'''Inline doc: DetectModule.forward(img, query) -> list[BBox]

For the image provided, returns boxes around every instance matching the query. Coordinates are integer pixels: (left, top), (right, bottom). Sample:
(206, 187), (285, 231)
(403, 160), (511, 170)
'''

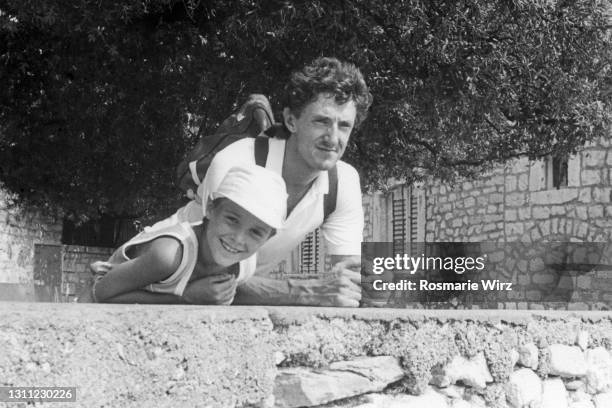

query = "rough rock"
(542, 378), (568, 408)
(549, 345), (587, 377)
(328, 355), (405, 382)
(506, 368), (542, 408)
(450, 400), (478, 408)
(571, 390), (593, 403)
(273, 356), (404, 408)
(510, 349), (520, 368)
(566, 380), (586, 391)
(570, 401), (595, 408)
(359, 388), (449, 408)
(576, 331), (589, 351)
(585, 347), (612, 394)
(518, 343), (539, 369)
(593, 392), (612, 408)
(435, 384), (465, 399)
(430, 353), (493, 389)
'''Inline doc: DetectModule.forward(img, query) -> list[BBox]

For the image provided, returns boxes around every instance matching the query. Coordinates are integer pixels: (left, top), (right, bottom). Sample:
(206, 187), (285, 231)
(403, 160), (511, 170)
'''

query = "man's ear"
(283, 107), (297, 133)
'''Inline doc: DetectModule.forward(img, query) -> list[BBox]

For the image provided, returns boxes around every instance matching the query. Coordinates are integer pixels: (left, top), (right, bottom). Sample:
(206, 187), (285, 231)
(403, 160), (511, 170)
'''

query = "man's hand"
(288, 256), (362, 307)
(182, 274), (237, 305)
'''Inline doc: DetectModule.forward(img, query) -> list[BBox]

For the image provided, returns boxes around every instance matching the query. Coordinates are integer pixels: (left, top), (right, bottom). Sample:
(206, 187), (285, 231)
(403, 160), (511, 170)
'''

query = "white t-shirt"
(154, 137), (364, 275)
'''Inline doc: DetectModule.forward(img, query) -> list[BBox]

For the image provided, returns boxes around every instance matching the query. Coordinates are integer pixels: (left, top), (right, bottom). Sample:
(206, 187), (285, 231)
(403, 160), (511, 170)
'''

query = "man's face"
(284, 93), (357, 171)
(205, 199), (274, 267)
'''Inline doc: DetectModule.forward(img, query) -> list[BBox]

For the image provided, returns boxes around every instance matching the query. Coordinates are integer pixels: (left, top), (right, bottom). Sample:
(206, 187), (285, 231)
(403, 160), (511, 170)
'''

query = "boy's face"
(205, 199), (274, 267)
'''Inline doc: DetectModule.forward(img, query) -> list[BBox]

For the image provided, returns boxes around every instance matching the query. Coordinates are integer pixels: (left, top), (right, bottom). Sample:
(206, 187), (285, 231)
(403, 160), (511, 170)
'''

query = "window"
(546, 154), (569, 190)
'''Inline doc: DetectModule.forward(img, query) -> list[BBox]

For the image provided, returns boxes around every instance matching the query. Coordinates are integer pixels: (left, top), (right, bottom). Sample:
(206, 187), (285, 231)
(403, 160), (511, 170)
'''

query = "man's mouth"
(220, 238), (243, 254)
(316, 144), (338, 153)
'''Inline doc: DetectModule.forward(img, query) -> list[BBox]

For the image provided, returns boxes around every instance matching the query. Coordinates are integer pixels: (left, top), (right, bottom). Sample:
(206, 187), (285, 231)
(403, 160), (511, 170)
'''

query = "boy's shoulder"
(144, 236), (184, 274)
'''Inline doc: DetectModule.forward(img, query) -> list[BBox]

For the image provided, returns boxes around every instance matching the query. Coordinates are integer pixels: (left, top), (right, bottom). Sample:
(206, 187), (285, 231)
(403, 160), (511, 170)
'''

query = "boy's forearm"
(103, 290), (187, 304)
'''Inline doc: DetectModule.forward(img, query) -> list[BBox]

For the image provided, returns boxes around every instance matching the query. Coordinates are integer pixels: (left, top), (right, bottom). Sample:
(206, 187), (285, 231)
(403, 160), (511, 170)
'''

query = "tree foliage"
(0, 0), (610, 221)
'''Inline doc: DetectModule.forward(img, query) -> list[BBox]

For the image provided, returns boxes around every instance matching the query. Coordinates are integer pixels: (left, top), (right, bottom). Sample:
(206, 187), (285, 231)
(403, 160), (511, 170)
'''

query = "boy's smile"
(204, 199), (273, 267)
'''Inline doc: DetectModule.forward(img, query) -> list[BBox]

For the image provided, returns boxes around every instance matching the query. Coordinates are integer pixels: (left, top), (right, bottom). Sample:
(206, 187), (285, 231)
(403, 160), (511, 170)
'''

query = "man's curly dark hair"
(282, 57), (373, 130)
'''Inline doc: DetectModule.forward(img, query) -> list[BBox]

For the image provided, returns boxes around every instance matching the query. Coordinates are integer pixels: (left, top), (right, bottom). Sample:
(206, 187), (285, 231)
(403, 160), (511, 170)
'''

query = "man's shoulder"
(335, 160), (360, 182)
(212, 138), (256, 166)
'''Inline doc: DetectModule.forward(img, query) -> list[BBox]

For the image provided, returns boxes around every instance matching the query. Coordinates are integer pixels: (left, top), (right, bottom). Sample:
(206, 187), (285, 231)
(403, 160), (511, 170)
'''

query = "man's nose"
(324, 122), (340, 144)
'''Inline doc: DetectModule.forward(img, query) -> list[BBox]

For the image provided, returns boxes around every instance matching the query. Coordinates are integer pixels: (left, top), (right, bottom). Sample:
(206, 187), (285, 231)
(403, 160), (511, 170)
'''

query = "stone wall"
(2, 304), (611, 408)
(360, 133), (612, 310)
(0, 188), (62, 285)
(425, 134), (612, 243)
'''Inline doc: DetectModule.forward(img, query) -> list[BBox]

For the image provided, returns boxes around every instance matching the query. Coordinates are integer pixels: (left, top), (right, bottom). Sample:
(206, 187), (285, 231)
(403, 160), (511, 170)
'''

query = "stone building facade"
(0, 189), (62, 286)
(362, 131), (612, 310)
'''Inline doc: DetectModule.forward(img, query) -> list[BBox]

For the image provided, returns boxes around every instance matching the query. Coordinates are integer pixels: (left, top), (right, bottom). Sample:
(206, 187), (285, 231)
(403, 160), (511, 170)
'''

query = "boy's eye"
(225, 215), (238, 224)
(250, 228), (269, 240)
(250, 229), (263, 238)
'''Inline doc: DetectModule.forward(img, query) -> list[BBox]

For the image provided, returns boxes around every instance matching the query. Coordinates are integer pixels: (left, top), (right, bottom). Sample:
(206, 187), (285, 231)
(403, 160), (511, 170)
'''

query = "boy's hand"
(182, 274), (237, 305)
(90, 261), (113, 276)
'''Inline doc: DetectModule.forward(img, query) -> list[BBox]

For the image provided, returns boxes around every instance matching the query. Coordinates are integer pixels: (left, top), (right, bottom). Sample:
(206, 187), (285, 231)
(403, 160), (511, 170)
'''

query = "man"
(167, 57), (372, 306)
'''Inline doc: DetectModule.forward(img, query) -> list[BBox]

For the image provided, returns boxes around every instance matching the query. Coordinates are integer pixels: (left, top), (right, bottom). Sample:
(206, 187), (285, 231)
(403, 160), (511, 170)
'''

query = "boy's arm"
(93, 237), (182, 302)
(104, 290), (187, 304)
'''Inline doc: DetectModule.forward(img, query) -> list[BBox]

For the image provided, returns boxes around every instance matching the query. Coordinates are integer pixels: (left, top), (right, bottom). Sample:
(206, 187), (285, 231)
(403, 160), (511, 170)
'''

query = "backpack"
(176, 94), (338, 221)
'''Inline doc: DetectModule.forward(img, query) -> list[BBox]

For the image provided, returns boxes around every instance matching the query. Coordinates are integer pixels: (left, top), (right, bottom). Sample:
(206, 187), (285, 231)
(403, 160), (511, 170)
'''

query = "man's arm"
(233, 254), (361, 307)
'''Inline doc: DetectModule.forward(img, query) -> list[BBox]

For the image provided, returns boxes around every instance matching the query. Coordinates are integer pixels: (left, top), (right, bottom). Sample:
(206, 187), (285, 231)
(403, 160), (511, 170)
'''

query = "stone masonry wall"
(62, 245), (114, 301)
(2, 304), (611, 408)
(425, 134), (612, 243)
(0, 188), (62, 284)
(420, 133), (612, 310)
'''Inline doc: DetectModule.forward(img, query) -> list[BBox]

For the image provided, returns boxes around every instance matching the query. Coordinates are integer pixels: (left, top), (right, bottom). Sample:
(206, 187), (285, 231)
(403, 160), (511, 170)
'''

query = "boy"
(79, 164), (287, 304)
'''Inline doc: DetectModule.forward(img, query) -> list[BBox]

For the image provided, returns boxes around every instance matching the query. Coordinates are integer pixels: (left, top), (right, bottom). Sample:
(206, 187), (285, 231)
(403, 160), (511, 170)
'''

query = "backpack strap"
(254, 136), (269, 167)
(323, 165), (338, 222)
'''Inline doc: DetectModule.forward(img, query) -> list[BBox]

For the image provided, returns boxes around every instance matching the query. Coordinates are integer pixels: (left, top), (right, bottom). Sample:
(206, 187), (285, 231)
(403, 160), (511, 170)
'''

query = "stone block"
(464, 197), (476, 208)
(518, 343), (539, 370)
(542, 378), (569, 408)
(583, 150), (606, 167)
(588, 205), (604, 219)
(549, 345), (588, 377)
(550, 205), (568, 216)
(568, 154), (581, 187)
(592, 188), (611, 203)
(430, 352), (493, 389)
(518, 173), (529, 191)
(593, 392), (612, 408)
(506, 176), (518, 192)
(579, 188), (593, 203)
(362, 388), (449, 408)
(275, 356), (405, 408)
(506, 193), (526, 207)
(529, 160), (546, 192)
(490, 193), (504, 204)
(576, 206), (589, 220)
(531, 189), (579, 205)
(506, 368), (542, 408)
(581, 170), (601, 186)
(585, 347), (612, 394)
(518, 207), (531, 220)
(505, 210), (518, 222)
